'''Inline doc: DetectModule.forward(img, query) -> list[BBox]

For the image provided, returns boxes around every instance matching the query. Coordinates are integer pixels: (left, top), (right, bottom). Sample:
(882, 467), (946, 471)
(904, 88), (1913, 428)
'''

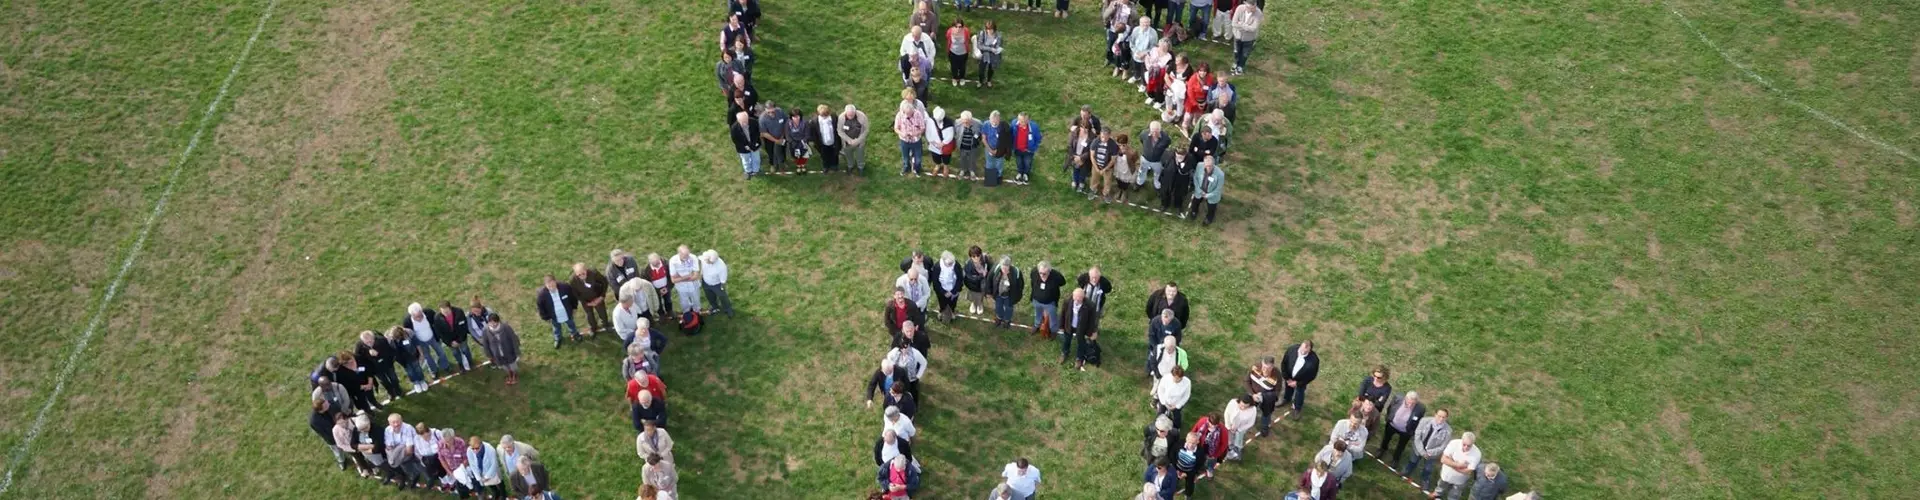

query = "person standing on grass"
(645, 253), (673, 317)
(885, 286), (929, 341)
(1184, 155), (1223, 225)
(864, 359), (899, 409)
(334, 414), (371, 476)
(1379, 390), (1426, 463)
(637, 419), (675, 463)
(901, 25), (939, 84)
(1074, 267), (1113, 317)
(1065, 124), (1092, 192)
(715, 50), (738, 99)
(1028, 261), (1066, 334)
(460, 434), (507, 498)
(614, 286), (648, 349)
(1315, 439), (1357, 482)
(878, 455), (922, 499)
(1209, 0), (1236, 42)
(1297, 460), (1341, 500)
(629, 369), (668, 410)
(900, 320), (934, 364)
(608, 249), (644, 298)
(787, 109), (813, 173)
(978, 111), (1005, 184)
(355, 330), (403, 401)
(510, 455), (553, 500)
(1145, 281), (1190, 329)
(498, 435), (539, 475)
(414, 423), (446, 487)
(632, 390), (668, 430)
(384, 413), (429, 490)
(726, 73), (758, 126)
(1434, 432), (1483, 500)
(999, 457), (1042, 500)
(885, 380), (920, 419)
(1115, 134), (1138, 202)
(974, 21), (1004, 88)
(1155, 365), (1193, 429)
(840, 104), (871, 174)
(1144, 459), (1178, 500)
(311, 400), (348, 471)
(643, 454), (678, 498)
(907, 67), (933, 109)
(1189, 413), (1228, 477)
(464, 298), (495, 366)
(894, 100), (929, 177)
(699, 250), (735, 317)
(669, 246), (702, 316)
(962, 246), (991, 314)
(1186, 0), (1214, 42)
(1053, 0), (1071, 18)
(945, 19), (972, 85)
(1147, 308), (1183, 364)
(897, 266), (933, 312)
(1470, 462), (1509, 500)
(483, 312), (521, 384)
(382, 327), (429, 394)
(569, 264), (611, 338)
(1060, 288), (1101, 370)
(875, 428), (916, 472)
(351, 416), (392, 485)
(758, 103), (789, 174)
(1204, 108), (1232, 153)
(806, 104), (841, 173)
(1356, 366), (1393, 446)
(1128, 17), (1160, 82)
(1174, 433), (1203, 498)
(1141, 414), (1179, 468)
(436, 428), (468, 490)
(932, 251), (963, 322)
(332, 352), (382, 414)
(437, 301), (475, 372)
(1404, 408), (1453, 489)
(1229, 0), (1262, 75)
(730, 110), (763, 180)
(1138, 121), (1172, 191)
(929, 107), (955, 177)
(1245, 356), (1280, 436)
(401, 302), (455, 376)
(953, 111), (983, 180)
(622, 341), (662, 382)
(534, 274), (581, 348)
(1222, 395), (1255, 460)
(1149, 336), (1189, 380)
(1092, 128), (1120, 201)
(987, 255), (1024, 328)
(1280, 339), (1320, 420)
(1159, 134), (1194, 212)
(887, 335), (930, 404)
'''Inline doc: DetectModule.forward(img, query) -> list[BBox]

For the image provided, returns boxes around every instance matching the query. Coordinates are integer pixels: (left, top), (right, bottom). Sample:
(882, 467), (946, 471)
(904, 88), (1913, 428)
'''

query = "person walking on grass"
(730, 110), (763, 180)
(1189, 413), (1228, 478)
(534, 275), (581, 348)
(484, 312), (521, 385)
(642, 454), (677, 498)
(700, 249), (735, 317)
(1174, 432), (1204, 498)
(1141, 414), (1179, 468)
(841, 104), (871, 174)
(510, 455), (553, 500)
(974, 21), (1004, 87)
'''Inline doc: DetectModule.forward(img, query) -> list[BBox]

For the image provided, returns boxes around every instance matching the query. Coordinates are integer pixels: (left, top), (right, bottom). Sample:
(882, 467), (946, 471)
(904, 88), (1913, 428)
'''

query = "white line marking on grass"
(1666, 4), (1918, 164)
(0, 0), (279, 494)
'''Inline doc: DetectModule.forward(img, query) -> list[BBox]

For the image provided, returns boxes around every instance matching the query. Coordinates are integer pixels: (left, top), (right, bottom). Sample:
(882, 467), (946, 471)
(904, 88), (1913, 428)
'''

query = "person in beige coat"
(636, 419), (676, 463)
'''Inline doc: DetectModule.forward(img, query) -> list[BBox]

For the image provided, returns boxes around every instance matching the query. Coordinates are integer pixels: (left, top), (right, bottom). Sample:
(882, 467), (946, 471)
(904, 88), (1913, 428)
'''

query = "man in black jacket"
(986, 257), (1024, 328)
(1028, 261), (1067, 334)
(1139, 121), (1174, 191)
(355, 330), (403, 401)
(874, 429), (915, 468)
(884, 287), (928, 342)
(353, 417), (391, 484)
(607, 249), (643, 294)
(1159, 139), (1195, 212)
(534, 274), (581, 349)
(1145, 282), (1190, 327)
(730, 110), (762, 180)
(805, 104), (841, 172)
(1059, 288), (1101, 369)
(437, 302), (474, 372)
(571, 262), (613, 336)
(1279, 340), (1320, 420)
(1075, 267), (1114, 317)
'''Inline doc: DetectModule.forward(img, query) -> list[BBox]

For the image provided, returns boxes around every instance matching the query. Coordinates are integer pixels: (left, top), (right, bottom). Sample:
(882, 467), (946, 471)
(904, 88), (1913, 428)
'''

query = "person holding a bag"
(973, 21), (1004, 88)
(928, 107), (955, 178)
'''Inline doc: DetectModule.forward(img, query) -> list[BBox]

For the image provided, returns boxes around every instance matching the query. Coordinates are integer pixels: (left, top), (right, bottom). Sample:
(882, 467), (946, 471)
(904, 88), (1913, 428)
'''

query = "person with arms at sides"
(884, 405), (918, 443)
(974, 21), (1004, 88)
(352, 416), (391, 485)
(1379, 390), (1426, 463)
(909, 0), (940, 40)
(899, 25), (938, 85)
(617, 325), (662, 378)
(1173, 433), (1204, 498)
(1000, 457), (1041, 500)
(786, 106), (812, 173)
(310, 399), (348, 471)
(1279, 339), (1320, 420)
(1028, 261), (1067, 335)
(962, 246), (991, 315)
(806, 104), (841, 173)
(758, 103), (789, 174)
(1298, 459), (1341, 500)
(1148, 336), (1189, 380)
(383, 413), (428, 490)
(864, 360), (899, 410)
(1059, 288), (1101, 370)
(1154, 365), (1193, 429)
(952, 111), (983, 180)
(637, 419), (674, 463)
(436, 301), (475, 372)
(1090, 128), (1119, 201)
(1356, 366), (1393, 447)
(1114, 134), (1139, 202)
(1314, 439), (1357, 482)
(1470, 462), (1509, 500)
(632, 390), (668, 431)
(714, 50), (738, 100)
(628, 370), (668, 410)
(333, 414), (370, 476)
(885, 382), (919, 419)
(414, 423), (446, 488)
(931, 251), (964, 323)
(1138, 121), (1173, 192)
(840, 104), (871, 174)
(1011, 112), (1041, 183)
(669, 246), (703, 317)
(699, 250), (734, 317)
(464, 297), (495, 367)
(644, 253), (673, 318)
(484, 312), (521, 385)
(1146, 308), (1183, 364)
(510, 456), (552, 500)
(898, 266), (934, 317)
(1075, 267), (1114, 317)
(1143, 459), (1179, 500)
(1188, 413), (1228, 478)
(607, 249), (645, 302)
(614, 285), (649, 350)
(906, 68), (933, 109)
(534, 274), (582, 348)
(887, 335), (930, 403)
(400, 302), (455, 376)
(1071, 105), (1104, 142)
(730, 110), (763, 180)
(980, 110), (1008, 185)
(944, 19), (971, 86)
(1228, 0), (1262, 75)
(1245, 356), (1281, 437)
(719, 13), (748, 52)
(1208, 0), (1236, 42)
(1404, 408), (1453, 489)
(986, 255), (1024, 328)
(878, 455), (921, 499)
(1221, 395), (1256, 460)
(1140, 415), (1179, 468)
(331, 351), (381, 414)
(498, 435), (539, 477)
(1186, 0), (1214, 42)
(1159, 136), (1194, 212)
(354, 330), (403, 401)
(1204, 107), (1232, 153)
(873, 429), (914, 470)
(643, 454), (678, 499)
(1185, 155), (1224, 225)
(383, 327), (430, 394)
(927, 107), (955, 177)
(1434, 432), (1483, 500)
(884, 287), (929, 341)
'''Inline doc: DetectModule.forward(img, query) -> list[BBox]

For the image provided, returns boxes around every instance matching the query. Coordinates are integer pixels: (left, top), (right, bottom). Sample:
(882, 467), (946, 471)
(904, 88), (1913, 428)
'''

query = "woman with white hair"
(928, 107), (955, 178)
(894, 97), (929, 177)
(930, 251), (963, 322)
(699, 250), (734, 317)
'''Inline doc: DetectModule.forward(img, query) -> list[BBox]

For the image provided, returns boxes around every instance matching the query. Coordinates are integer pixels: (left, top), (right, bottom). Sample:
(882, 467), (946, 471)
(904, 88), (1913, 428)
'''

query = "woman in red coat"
(1183, 65), (1213, 131)
(1189, 413), (1231, 478)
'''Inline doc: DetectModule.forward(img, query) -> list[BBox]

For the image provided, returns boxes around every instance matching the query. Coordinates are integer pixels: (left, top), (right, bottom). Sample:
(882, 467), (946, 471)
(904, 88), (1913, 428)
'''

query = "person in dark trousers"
(884, 287), (928, 342)
(1378, 390), (1426, 464)
(534, 274), (580, 348)
(330, 352), (381, 414)
(1059, 288), (1100, 370)
(571, 262), (613, 336)
(805, 104), (841, 172)
(354, 330), (403, 401)
(1159, 141), (1194, 212)
(1185, 155), (1224, 225)
(1144, 282), (1191, 327)
(1245, 356), (1281, 436)
(310, 399), (347, 470)
(607, 249), (644, 297)
(1028, 261), (1067, 334)
(1075, 267), (1114, 317)
(1356, 365), (1394, 447)
(352, 417), (391, 483)
(632, 390), (668, 430)
(1279, 340), (1320, 419)
(437, 302), (474, 372)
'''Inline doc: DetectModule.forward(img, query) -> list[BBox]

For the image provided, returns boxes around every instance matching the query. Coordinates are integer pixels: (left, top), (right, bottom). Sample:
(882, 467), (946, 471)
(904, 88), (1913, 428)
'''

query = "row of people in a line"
(308, 406), (553, 498)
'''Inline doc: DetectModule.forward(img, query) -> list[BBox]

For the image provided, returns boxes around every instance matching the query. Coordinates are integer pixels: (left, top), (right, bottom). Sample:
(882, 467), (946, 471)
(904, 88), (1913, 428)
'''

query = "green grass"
(2, 0), (1917, 498)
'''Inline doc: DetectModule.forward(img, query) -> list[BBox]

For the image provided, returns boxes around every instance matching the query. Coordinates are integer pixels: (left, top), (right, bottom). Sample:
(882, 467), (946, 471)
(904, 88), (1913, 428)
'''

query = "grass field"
(3, 0), (1918, 498)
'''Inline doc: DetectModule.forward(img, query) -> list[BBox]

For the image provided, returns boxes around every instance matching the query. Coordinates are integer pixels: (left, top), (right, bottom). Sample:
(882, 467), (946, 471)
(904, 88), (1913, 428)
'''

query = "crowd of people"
(305, 245), (735, 499)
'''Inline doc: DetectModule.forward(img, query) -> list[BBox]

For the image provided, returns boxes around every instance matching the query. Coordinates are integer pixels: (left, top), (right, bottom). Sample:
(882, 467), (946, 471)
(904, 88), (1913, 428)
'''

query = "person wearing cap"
(699, 250), (734, 317)
(928, 107), (955, 178)
(479, 313), (521, 385)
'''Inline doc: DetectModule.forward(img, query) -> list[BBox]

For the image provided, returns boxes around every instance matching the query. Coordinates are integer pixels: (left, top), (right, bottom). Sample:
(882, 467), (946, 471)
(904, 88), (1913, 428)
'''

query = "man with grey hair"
(607, 249), (643, 295)
(1404, 408), (1453, 489)
(669, 246), (702, 315)
(400, 302), (454, 374)
(884, 405), (918, 442)
(700, 249), (734, 317)
(382, 413), (428, 489)
(1433, 431), (1482, 500)
(839, 104), (871, 174)
(1469, 462), (1509, 500)
(613, 284), (646, 349)
(497, 434), (539, 476)
(982, 110), (1010, 185)
(1379, 390), (1427, 463)
(729, 110), (762, 180)
(953, 110), (983, 179)
(1028, 261), (1066, 335)
(896, 266), (932, 311)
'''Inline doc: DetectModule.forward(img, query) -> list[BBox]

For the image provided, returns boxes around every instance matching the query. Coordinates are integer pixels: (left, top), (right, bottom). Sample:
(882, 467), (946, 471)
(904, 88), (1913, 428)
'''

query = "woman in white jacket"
(927, 107), (955, 178)
(1153, 365), (1193, 430)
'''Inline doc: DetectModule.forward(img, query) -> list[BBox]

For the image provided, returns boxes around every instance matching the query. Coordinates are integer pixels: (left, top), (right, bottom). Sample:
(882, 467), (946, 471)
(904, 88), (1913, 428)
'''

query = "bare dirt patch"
(1785, 0), (1863, 25)
(1895, 199), (1915, 228)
